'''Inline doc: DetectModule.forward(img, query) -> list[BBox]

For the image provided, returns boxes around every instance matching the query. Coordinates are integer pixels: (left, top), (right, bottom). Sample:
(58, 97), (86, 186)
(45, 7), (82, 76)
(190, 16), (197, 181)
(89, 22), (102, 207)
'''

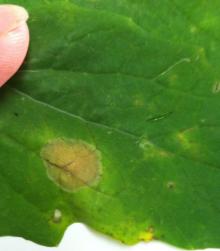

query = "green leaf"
(0, 0), (220, 249)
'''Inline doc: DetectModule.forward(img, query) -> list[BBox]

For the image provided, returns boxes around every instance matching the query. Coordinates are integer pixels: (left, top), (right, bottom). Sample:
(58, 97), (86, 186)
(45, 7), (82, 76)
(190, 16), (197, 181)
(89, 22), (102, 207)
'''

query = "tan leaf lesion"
(41, 138), (102, 192)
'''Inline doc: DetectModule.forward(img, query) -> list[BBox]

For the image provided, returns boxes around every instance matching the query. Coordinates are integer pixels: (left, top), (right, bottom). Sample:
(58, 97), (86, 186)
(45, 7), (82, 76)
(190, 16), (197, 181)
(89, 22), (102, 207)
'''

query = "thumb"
(0, 5), (29, 87)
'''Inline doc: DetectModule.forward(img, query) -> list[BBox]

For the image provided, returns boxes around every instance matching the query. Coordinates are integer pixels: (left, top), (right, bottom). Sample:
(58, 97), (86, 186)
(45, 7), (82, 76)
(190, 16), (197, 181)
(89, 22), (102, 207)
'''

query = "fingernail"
(11, 5), (29, 22)
(0, 5), (29, 35)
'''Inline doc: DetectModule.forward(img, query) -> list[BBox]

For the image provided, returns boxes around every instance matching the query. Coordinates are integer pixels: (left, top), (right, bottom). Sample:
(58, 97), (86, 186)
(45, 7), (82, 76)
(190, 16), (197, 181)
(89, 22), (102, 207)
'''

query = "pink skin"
(0, 5), (29, 87)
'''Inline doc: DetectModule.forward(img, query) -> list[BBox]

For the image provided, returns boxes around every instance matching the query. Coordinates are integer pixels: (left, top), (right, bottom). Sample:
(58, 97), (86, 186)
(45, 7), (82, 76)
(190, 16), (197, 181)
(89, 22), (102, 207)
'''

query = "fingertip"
(0, 5), (29, 35)
(0, 6), (30, 87)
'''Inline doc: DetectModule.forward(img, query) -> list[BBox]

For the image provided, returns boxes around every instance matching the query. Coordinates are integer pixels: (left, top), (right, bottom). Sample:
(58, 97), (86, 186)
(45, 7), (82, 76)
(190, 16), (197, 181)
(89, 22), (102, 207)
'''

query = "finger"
(0, 5), (29, 87)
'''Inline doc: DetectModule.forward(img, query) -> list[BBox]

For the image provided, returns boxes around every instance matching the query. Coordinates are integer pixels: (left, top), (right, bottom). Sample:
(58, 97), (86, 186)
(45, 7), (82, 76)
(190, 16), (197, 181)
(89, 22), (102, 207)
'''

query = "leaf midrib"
(10, 87), (220, 172)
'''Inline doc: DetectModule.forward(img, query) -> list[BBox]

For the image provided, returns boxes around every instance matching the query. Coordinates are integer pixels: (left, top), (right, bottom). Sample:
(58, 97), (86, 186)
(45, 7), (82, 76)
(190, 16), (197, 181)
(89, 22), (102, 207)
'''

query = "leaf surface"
(0, 0), (220, 249)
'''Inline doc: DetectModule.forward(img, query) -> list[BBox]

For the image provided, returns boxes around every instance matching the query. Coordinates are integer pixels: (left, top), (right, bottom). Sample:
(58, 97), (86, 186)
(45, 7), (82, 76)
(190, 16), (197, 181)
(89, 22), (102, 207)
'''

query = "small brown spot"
(41, 138), (102, 192)
(167, 181), (176, 189)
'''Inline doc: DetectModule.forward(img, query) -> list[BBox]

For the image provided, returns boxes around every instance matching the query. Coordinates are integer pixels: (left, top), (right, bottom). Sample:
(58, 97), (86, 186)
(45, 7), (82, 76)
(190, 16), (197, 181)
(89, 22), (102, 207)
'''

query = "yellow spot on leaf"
(190, 25), (198, 33)
(139, 227), (154, 241)
(139, 138), (170, 158)
(176, 131), (192, 149)
(212, 81), (220, 94)
(176, 128), (200, 155)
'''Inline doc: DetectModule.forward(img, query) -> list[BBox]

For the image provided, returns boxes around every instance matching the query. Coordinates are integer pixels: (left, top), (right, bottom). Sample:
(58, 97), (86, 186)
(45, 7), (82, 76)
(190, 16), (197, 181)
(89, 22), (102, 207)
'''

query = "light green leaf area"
(0, 0), (220, 249)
